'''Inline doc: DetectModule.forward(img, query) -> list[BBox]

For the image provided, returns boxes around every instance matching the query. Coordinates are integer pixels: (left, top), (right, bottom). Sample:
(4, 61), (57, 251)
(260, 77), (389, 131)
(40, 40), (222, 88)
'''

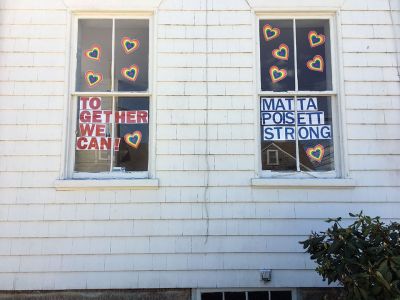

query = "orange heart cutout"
(121, 65), (139, 82)
(308, 31), (326, 48)
(84, 44), (101, 61)
(306, 144), (325, 163)
(269, 66), (287, 83)
(307, 55), (324, 72)
(263, 24), (280, 42)
(124, 131), (142, 149)
(85, 71), (103, 87)
(121, 37), (140, 54)
(272, 43), (289, 61)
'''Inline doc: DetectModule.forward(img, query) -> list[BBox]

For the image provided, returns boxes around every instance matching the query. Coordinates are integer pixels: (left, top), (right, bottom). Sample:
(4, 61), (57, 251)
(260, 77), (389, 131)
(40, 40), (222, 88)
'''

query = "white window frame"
(193, 288), (297, 300)
(62, 12), (156, 180)
(255, 13), (345, 180)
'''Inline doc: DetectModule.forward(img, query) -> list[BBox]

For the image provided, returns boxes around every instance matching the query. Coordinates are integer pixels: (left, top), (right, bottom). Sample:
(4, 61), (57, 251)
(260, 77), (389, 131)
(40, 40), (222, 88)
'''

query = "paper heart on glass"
(263, 24), (280, 42)
(306, 144), (325, 163)
(269, 66), (287, 83)
(308, 31), (326, 48)
(84, 45), (101, 61)
(85, 71), (103, 87)
(121, 64), (139, 82)
(272, 43), (289, 61)
(124, 131), (142, 149)
(307, 55), (324, 72)
(121, 37), (140, 54)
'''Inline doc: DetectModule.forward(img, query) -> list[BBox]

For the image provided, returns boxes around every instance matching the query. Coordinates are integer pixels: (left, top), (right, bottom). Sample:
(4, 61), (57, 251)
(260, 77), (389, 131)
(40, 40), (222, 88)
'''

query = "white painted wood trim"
(255, 13), (343, 179)
(251, 178), (356, 188)
(335, 10), (350, 178)
(54, 178), (159, 190)
(62, 13), (157, 180)
(62, 0), (163, 12)
(247, 0), (344, 12)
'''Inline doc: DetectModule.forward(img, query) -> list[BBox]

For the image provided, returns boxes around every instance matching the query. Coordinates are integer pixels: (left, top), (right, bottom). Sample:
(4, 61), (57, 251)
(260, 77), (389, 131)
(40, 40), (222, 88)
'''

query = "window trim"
(254, 12), (348, 180)
(194, 288), (297, 300)
(60, 12), (157, 181)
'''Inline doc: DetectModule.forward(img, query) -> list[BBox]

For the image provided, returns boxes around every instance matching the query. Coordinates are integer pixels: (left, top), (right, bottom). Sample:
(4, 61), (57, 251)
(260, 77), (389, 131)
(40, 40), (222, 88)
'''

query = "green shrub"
(300, 212), (400, 300)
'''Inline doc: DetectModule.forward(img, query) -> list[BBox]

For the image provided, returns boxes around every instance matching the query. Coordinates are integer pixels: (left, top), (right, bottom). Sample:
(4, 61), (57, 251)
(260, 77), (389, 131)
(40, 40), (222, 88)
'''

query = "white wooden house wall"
(0, 0), (399, 291)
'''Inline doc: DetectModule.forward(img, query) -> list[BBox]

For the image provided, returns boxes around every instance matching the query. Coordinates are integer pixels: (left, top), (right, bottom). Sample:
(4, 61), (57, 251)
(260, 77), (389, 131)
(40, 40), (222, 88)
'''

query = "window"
(68, 16), (151, 178)
(200, 290), (292, 300)
(258, 17), (339, 177)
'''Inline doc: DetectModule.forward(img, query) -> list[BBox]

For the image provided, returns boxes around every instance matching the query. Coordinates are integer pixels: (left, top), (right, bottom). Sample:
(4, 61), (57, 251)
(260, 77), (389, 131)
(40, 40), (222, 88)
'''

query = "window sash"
(66, 14), (153, 179)
(72, 15), (152, 94)
(257, 15), (340, 177)
(257, 16), (335, 94)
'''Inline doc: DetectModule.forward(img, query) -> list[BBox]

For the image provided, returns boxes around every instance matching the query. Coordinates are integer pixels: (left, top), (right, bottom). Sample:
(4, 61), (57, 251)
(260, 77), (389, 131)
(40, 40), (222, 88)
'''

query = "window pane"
(270, 291), (292, 300)
(201, 293), (223, 300)
(259, 20), (295, 92)
(298, 97), (334, 171)
(260, 97), (297, 171)
(76, 19), (112, 92)
(75, 97), (113, 172)
(114, 19), (149, 91)
(248, 291), (269, 300)
(296, 19), (332, 91)
(225, 292), (246, 300)
(114, 97), (149, 171)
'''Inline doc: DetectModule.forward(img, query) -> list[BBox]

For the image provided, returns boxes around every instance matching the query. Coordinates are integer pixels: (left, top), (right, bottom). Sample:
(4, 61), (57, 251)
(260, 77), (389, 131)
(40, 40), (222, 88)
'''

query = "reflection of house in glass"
(262, 142), (334, 171)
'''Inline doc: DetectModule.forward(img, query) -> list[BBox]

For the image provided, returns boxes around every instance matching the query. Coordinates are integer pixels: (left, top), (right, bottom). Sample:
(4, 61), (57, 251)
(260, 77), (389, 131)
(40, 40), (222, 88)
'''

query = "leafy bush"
(300, 212), (400, 300)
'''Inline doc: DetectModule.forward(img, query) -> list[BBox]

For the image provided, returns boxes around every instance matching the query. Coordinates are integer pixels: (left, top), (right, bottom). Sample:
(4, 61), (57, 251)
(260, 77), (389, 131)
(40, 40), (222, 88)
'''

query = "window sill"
(251, 178), (356, 189)
(54, 178), (159, 191)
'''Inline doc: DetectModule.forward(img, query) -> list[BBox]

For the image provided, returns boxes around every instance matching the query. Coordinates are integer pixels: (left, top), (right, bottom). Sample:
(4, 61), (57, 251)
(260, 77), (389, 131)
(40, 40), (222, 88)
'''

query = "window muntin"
(258, 17), (336, 175)
(72, 17), (150, 177)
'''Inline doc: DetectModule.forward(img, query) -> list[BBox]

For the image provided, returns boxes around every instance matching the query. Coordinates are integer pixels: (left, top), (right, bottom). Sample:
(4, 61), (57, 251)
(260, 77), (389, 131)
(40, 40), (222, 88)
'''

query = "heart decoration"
(84, 45), (101, 61)
(272, 43), (289, 61)
(308, 31), (326, 48)
(121, 64), (139, 82)
(121, 37), (140, 54)
(124, 131), (142, 149)
(269, 66), (287, 83)
(263, 24), (280, 42)
(306, 144), (325, 163)
(307, 55), (324, 72)
(85, 71), (103, 87)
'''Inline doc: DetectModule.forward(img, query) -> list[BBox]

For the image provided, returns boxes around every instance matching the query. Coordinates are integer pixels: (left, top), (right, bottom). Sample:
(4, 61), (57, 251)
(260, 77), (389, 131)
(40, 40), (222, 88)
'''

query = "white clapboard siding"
(0, 0), (399, 291)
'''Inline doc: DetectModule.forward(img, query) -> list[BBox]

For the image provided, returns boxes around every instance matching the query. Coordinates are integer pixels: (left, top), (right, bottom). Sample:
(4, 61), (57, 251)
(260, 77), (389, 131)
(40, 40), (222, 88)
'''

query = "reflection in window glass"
(299, 97), (334, 171)
(115, 19), (149, 92)
(74, 97), (113, 172)
(296, 19), (332, 91)
(259, 20), (295, 92)
(201, 293), (223, 300)
(248, 291), (269, 300)
(76, 19), (112, 92)
(270, 291), (292, 300)
(115, 97), (149, 171)
(260, 97), (297, 171)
